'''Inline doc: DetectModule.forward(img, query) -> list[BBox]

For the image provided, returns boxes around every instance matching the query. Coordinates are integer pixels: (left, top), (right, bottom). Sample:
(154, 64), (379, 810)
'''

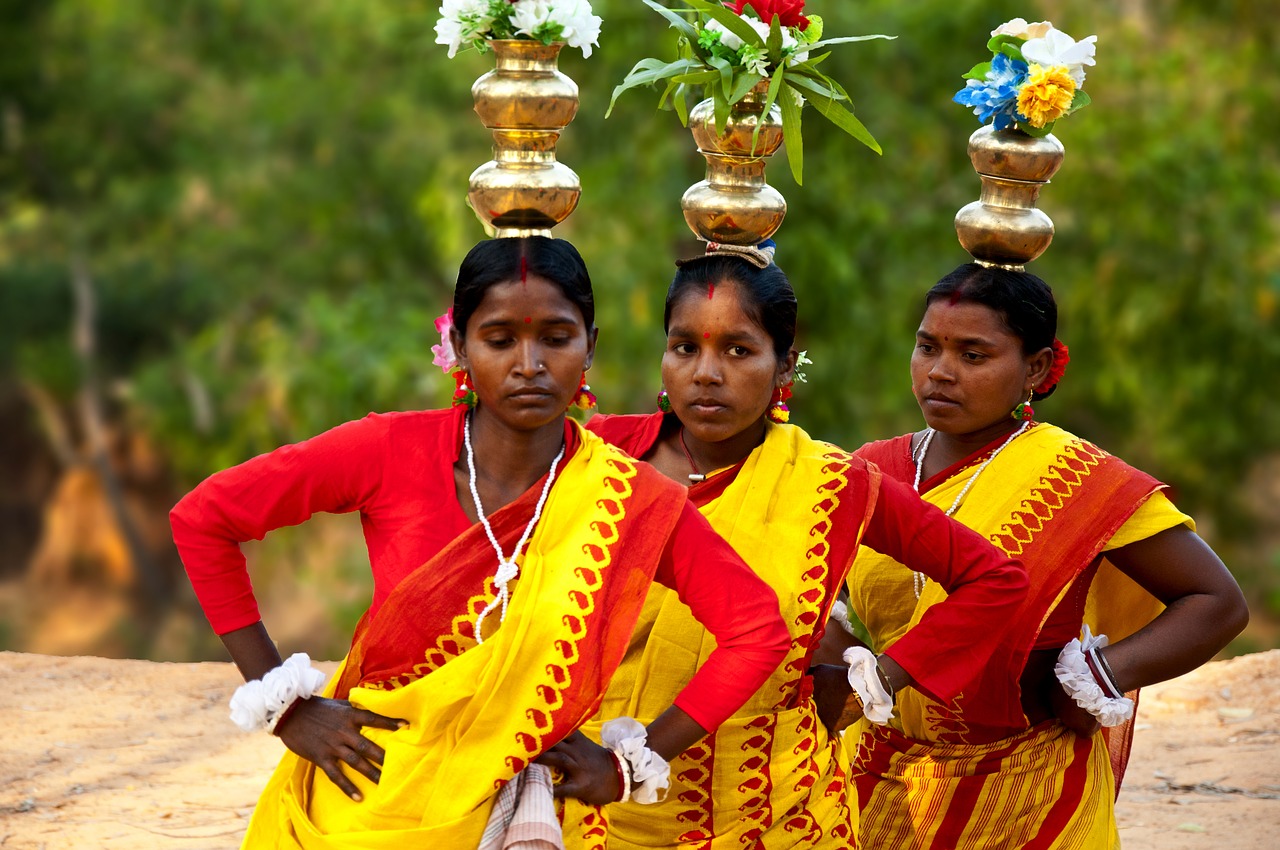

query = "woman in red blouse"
(170, 236), (790, 848)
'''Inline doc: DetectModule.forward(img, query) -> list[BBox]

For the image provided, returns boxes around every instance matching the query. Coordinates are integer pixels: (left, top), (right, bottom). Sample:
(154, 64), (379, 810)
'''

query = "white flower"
(511, 0), (554, 38)
(705, 18), (746, 51)
(991, 18), (1053, 40)
(1021, 26), (1098, 87)
(435, 0), (496, 58)
(740, 44), (769, 77)
(705, 18), (805, 66)
(551, 0), (602, 58)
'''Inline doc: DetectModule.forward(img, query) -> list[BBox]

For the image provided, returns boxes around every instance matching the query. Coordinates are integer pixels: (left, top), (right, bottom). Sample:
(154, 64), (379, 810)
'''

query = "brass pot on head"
(954, 125), (1065, 270)
(468, 40), (581, 237)
(681, 82), (787, 246)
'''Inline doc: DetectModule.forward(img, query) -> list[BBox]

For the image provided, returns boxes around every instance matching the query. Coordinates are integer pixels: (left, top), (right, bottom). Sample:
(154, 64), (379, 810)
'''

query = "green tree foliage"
(2, 1), (1277, 641)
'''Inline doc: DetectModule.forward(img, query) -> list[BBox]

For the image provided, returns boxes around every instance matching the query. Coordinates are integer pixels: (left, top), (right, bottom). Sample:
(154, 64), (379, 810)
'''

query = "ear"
(1025, 345), (1054, 392)
(777, 347), (798, 387)
(583, 326), (599, 371)
(451, 327), (468, 372)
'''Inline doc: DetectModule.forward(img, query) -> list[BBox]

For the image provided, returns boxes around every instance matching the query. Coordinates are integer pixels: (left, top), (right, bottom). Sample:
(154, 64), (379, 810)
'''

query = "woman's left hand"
(1049, 678), (1101, 738)
(535, 730), (620, 805)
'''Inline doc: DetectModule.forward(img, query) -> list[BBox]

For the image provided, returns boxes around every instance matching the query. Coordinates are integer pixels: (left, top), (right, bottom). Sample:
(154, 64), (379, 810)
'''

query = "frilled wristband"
(229, 652), (328, 733)
(600, 718), (670, 804)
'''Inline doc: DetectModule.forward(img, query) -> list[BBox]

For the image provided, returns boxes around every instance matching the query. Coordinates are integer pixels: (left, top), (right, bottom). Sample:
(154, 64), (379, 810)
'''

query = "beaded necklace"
(465, 412), (565, 642)
(910, 421), (1031, 599)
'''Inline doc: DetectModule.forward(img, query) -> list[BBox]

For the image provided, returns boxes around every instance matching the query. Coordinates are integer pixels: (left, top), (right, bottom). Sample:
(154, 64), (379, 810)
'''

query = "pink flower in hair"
(432, 309), (458, 373)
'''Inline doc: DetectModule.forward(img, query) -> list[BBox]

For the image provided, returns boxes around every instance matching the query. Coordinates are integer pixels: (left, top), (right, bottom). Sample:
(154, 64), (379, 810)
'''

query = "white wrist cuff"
(229, 652), (328, 733)
(830, 600), (858, 636)
(843, 646), (895, 725)
(600, 717), (670, 804)
(1054, 626), (1133, 727)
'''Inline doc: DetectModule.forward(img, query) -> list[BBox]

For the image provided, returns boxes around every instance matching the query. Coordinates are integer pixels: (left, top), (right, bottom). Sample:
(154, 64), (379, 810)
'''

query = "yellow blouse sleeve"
(1102, 490), (1195, 551)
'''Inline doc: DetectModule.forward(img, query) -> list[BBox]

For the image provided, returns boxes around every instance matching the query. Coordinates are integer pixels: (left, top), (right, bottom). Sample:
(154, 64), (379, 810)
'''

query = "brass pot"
(681, 83), (786, 246)
(468, 40), (581, 237)
(954, 125), (1065, 270)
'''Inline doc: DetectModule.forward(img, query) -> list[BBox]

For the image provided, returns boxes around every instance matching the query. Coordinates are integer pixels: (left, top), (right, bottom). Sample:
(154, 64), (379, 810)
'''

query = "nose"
(928, 352), (957, 383)
(691, 350), (722, 385)
(512, 339), (546, 378)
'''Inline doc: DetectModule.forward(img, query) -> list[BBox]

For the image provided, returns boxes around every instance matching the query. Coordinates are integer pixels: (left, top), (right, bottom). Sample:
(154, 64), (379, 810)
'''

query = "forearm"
(1103, 592), (1248, 692)
(644, 706), (710, 762)
(220, 621), (284, 681)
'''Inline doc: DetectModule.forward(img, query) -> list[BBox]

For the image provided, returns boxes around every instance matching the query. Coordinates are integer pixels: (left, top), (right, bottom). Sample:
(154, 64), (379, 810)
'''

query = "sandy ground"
(0, 651), (1276, 849)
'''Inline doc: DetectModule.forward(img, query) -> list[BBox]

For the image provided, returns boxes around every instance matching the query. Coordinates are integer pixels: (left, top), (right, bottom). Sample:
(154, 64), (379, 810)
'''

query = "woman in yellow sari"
(840, 262), (1249, 848)
(170, 236), (792, 849)
(553, 245), (1029, 849)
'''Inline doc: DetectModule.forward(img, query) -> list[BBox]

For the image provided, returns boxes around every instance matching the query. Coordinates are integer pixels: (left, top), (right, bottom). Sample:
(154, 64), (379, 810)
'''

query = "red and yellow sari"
(242, 428), (686, 849)
(566, 415), (880, 849)
(848, 422), (1191, 849)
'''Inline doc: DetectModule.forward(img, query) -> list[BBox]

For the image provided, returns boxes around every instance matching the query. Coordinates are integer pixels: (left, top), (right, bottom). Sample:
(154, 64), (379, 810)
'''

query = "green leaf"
(986, 34), (1027, 61)
(784, 71), (840, 100)
(641, 0), (700, 42)
(606, 58), (701, 117)
(1017, 121), (1054, 137)
(1067, 88), (1092, 114)
(727, 71), (765, 106)
(779, 83), (804, 185)
(963, 61), (992, 82)
(707, 53), (735, 98)
(673, 82), (691, 125)
(671, 69), (720, 85)
(713, 86), (730, 133)
(801, 86), (881, 154)
(805, 34), (895, 50)
(686, 0), (764, 47)
(767, 15), (784, 66)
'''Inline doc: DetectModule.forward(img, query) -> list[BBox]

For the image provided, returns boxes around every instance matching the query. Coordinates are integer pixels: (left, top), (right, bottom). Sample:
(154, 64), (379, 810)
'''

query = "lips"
(686, 397), (729, 415)
(507, 386), (555, 402)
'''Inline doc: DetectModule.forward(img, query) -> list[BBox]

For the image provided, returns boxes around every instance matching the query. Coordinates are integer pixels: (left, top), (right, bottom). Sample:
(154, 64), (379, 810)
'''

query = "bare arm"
(1099, 526), (1248, 691)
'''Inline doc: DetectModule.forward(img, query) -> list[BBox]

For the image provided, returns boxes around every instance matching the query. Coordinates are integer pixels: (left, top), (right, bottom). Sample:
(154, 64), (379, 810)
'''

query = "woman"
(555, 247), (1029, 849)
(842, 263), (1249, 848)
(169, 236), (792, 849)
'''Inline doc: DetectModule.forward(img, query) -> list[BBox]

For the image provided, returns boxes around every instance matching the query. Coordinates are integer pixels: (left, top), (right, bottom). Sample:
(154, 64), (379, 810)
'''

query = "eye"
(671, 342), (696, 355)
(915, 342), (935, 354)
(962, 351), (986, 362)
(485, 335), (515, 349)
(543, 334), (572, 346)
(729, 345), (751, 357)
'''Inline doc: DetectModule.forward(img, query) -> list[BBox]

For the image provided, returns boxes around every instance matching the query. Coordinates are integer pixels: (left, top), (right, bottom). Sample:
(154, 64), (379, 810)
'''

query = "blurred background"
(1, 0), (1276, 662)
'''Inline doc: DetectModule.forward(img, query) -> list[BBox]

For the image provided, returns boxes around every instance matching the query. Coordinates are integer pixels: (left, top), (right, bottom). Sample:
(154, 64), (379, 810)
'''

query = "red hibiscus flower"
(1035, 338), (1070, 394)
(728, 0), (811, 32)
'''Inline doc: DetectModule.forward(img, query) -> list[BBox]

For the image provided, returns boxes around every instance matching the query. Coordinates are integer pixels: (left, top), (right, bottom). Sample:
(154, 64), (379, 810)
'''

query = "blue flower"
(954, 52), (1028, 129)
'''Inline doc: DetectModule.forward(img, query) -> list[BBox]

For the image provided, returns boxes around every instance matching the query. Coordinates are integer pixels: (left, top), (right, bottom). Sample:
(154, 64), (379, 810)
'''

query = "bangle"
(609, 750), (631, 803)
(1053, 626), (1134, 727)
(229, 653), (328, 733)
(268, 696), (304, 736)
(600, 717), (670, 805)
(1092, 644), (1124, 698)
(842, 646), (895, 725)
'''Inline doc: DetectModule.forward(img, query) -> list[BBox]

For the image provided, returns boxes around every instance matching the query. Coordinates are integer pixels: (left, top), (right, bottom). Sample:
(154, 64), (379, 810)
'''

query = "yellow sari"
(848, 423), (1190, 849)
(566, 418), (880, 849)
(242, 425), (686, 849)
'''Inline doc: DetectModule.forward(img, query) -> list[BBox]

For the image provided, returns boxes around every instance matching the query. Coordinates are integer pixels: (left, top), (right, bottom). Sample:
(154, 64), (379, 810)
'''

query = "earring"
(767, 384), (793, 424)
(573, 373), (597, 410)
(1011, 389), (1034, 422)
(656, 389), (673, 413)
(452, 370), (477, 409)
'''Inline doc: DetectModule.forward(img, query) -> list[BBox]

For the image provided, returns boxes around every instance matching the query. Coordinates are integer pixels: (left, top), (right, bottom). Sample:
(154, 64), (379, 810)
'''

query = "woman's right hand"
(1048, 679), (1101, 738)
(275, 697), (407, 801)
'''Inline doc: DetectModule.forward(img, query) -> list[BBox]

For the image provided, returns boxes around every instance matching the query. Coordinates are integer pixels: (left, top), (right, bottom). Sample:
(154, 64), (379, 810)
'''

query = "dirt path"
(1, 651), (1276, 848)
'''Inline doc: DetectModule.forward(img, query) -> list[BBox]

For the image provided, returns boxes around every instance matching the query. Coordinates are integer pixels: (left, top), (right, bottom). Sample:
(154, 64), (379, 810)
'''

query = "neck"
(466, 406), (567, 495)
(682, 416), (768, 475)
(925, 418), (1024, 476)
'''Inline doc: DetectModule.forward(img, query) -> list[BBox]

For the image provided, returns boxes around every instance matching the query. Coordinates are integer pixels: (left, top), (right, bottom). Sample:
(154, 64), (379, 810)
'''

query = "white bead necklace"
(910, 421), (1031, 599)
(465, 412), (565, 643)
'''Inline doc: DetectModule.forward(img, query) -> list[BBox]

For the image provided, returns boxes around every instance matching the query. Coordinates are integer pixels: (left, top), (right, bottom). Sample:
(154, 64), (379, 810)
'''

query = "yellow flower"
(1017, 63), (1077, 128)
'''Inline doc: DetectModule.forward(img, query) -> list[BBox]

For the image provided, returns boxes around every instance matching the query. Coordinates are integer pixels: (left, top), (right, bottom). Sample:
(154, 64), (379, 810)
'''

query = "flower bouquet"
(609, 0), (892, 184)
(954, 18), (1097, 136)
(435, 0), (603, 59)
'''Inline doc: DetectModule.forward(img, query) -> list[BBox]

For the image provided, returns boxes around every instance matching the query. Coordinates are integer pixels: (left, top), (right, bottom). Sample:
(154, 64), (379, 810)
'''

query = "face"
(452, 274), (595, 432)
(911, 299), (1050, 437)
(662, 280), (793, 444)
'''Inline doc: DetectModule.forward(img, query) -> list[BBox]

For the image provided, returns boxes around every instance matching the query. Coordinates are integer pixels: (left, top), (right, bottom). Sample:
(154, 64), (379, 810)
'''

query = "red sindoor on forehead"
(708, 283), (715, 300)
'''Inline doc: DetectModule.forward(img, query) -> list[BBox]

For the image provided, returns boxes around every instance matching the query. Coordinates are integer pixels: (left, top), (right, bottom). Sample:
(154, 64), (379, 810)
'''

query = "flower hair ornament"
(1035, 337), (1070, 394)
(433, 309), (478, 408)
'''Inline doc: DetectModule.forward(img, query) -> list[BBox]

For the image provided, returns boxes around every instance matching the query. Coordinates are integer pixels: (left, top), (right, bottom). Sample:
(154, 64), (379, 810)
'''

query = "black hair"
(452, 236), (595, 334)
(664, 255), (797, 359)
(926, 262), (1059, 399)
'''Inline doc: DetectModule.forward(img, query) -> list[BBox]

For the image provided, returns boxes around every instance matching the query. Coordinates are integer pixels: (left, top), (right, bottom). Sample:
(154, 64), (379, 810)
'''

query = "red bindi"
(524, 316), (532, 324)
(703, 332), (711, 339)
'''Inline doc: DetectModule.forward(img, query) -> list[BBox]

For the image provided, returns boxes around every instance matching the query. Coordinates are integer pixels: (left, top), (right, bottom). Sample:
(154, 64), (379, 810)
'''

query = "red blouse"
(169, 407), (790, 732)
(587, 413), (1029, 705)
